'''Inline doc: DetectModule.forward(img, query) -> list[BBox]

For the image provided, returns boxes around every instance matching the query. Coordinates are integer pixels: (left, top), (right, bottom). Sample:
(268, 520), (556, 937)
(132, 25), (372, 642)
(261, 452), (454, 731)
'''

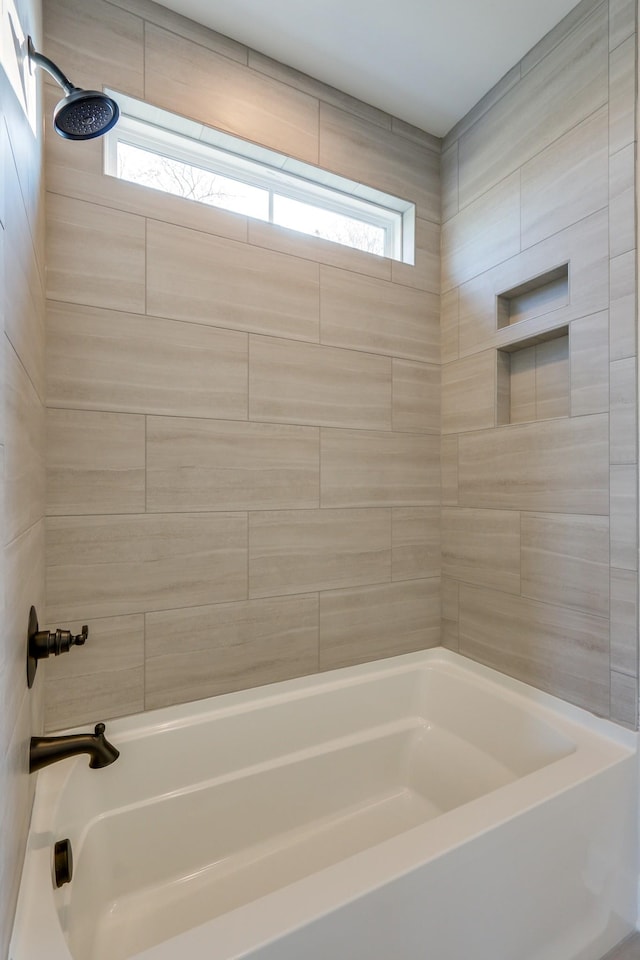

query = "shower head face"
(53, 88), (119, 140)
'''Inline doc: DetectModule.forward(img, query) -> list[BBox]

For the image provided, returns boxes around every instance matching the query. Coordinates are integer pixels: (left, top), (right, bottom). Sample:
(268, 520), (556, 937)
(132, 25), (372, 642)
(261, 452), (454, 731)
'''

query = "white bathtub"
(10, 649), (639, 960)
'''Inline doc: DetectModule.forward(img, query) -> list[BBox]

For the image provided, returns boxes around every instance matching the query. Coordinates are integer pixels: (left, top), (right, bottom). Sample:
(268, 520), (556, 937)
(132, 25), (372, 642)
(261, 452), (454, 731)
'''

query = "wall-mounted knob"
(27, 607), (89, 688)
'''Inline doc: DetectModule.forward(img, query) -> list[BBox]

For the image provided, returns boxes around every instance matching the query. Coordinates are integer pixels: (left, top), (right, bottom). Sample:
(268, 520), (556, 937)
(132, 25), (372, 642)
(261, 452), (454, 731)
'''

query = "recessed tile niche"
(496, 265), (570, 426)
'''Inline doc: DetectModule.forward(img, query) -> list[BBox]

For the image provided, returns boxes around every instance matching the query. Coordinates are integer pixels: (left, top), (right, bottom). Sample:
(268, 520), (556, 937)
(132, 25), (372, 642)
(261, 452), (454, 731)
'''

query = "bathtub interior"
(17, 652), (633, 960)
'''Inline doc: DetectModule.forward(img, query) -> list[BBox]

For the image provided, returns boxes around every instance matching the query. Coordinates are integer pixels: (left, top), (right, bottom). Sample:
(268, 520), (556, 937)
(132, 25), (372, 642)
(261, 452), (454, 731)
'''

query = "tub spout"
(29, 722), (119, 773)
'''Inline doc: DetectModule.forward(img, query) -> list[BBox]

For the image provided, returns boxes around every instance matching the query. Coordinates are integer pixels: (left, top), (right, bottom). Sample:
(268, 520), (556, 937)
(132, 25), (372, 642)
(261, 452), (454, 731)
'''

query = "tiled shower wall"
(0, 0), (46, 951)
(42, 0), (442, 729)
(440, 0), (639, 724)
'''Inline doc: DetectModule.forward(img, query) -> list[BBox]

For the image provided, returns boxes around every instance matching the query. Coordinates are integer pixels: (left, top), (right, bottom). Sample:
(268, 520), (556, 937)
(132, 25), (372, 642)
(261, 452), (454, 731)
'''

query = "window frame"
(103, 92), (415, 264)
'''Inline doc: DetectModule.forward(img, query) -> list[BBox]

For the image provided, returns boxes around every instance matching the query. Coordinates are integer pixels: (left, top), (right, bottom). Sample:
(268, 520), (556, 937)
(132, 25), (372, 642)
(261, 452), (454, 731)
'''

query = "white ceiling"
(154, 0), (583, 136)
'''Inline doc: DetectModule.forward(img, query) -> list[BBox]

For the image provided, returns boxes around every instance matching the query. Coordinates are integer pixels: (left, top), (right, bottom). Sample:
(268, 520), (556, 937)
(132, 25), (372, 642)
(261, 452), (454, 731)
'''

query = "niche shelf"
(497, 325), (569, 426)
(497, 264), (569, 329)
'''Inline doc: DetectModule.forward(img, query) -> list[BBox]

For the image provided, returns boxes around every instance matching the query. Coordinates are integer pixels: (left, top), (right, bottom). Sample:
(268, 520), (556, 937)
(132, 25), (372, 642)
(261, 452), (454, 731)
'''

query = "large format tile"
(46, 302), (248, 419)
(391, 507), (440, 581)
(4, 340), (45, 544)
(609, 144), (636, 259)
(521, 513), (609, 618)
(46, 409), (145, 516)
(442, 172), (520, 290)
(319, 579), (440, 671)
(146, 219), (320, 342)
(442, 507), (520, 594)
(570, 311), (609, 417)
(610, 465), (638, 571)
(610, 250), (637, 361)
(391, 359), (440, 434)
(249, 335), (391, 430)
(44, 615), (144, 731)
(391, 218), (441, 293)
(457, 2), (608, 207)
(441, 351), (495, 434)
(320, 429), (440, 507)
(43, 0), (144, 96)
(610, 357), (637, 464)
(320, 265), (439, 363)
(319, 104), (440, 222)
(610, 568), (638, 677)
(249, 508), (391, 598)
(609, 36), (636, 155)
(520, 106), (608, 249)
(146, 417), (319, 512)
(610, 671), (637, 727)
(458, 414), (609, 514)
(145, 594), (319, 709)
(46, 194), (146, 313)
(459, 584), (609, 715)
(145, 24), (319, 163)
(46, 513), (248, 620)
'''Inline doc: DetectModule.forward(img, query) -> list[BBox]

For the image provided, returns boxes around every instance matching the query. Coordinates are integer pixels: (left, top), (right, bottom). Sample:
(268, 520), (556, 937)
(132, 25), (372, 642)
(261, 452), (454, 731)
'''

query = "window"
(104, 92), (415, 263)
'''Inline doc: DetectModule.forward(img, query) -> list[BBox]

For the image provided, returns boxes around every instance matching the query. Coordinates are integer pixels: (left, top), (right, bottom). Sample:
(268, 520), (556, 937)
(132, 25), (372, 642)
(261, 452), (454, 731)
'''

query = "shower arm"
(27, 36), (76, 96)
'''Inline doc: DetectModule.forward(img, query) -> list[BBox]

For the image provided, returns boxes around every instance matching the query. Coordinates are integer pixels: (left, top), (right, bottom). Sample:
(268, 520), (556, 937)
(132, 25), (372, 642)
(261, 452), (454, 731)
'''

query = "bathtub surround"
(0, 0), (47, 954)
(440, 0), (639, 725)
(39, 0), (640, 734)
(42, 0), (441, 729)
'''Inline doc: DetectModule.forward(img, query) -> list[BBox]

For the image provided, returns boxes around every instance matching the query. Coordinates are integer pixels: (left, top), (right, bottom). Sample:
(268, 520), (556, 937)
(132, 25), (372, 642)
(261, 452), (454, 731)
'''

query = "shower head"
(27, 36), (119, 140)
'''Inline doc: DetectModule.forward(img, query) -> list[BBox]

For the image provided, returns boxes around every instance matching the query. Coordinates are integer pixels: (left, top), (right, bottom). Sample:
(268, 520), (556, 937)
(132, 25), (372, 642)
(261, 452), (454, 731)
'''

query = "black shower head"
(27, 36), (119, 140)
(53, 88), (119, 140)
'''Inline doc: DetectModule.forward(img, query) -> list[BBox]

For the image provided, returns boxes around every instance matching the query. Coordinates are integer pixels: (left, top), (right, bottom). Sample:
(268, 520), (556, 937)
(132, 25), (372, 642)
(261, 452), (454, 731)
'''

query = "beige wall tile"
(44, 615), (144, 731)
(534, 336), (569, 420)
(319, 104), (440, 221)
(247, 219), (391, 282)
(458, 414), (609, 514)
(570, 311), (609, 416)
(147, 417), (319, 512)
(392, 507), (440, 581)
(458, 210), (608, 358)
(145, 25), (319, 163)
(441, 350), (495, 434)
(609, 145), (636, 258)
(43, 0), (144, 96)
(249, 335), (391, 430)
(610, 671), (637, 727)
(521, 0), (605, 74)
(46, 302), (248, 420)
(391, 118), (441, 151)
(520, 106), (608, 249)
(441, 436), (458, 505)
(609, 36), (636, 155)
(392, 359), (440, 434)
(4, 145), (45, 399)
(507, 346), (536, 424)
(610, 464), (638, 570)
(610, 357), (637, 464)
(46, 513), (248, 620)
(106, 0), (247, 62)
(610, 567), (638, 676)
(521, 513), (609, 618)
(457, 3), (608, 207)
(391, 218), (440, 293)
(5, 341), (45, 544)
(459, 583), (609, 714)
(441, 578), (460, 650)
(609, 0), (636, 50)
(46, 194), (146, 313)
(249, 508), (391, 598)
(46, 409), (145, 516)
(321, 429), (440, 507)
(319, 578), (440, 671)
(610, 250), (637, 361)
(145, 595), (318, 709)
(442, 507), (520, 594)
(320, 265), (439, 363)
(441, 141), (459, 223)
(146, 219), (320, 342)
(441, 287), (459, 364)
(442, 172), (520, 291)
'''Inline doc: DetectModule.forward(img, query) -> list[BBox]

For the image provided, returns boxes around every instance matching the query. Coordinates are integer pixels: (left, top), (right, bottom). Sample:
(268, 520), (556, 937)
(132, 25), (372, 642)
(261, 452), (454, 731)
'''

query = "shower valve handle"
(26, 606), (89, 688)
